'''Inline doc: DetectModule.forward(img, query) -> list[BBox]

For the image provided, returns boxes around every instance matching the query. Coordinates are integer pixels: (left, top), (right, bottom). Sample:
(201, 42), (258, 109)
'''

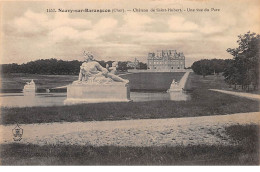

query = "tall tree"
(226, 31), (259, 90)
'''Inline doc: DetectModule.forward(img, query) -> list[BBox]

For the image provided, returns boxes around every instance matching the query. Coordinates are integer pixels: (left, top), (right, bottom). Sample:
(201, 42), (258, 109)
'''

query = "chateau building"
(147, 50), (185, 71)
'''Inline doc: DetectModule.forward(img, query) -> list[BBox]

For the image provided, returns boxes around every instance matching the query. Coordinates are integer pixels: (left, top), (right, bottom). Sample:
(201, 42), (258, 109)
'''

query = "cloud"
(93, 18), (118, 35)
(24, 10), (48, 23)
(137, 32), (194, 43)
(200, 25), (226, 35)
(13, 17), (40, 34)
(12, 10), (119, 43)
(121, 13), (153, 31)
(49, 26), (100, 42)
(198, 16), (231, 35)
(4, 0), (259, 65)
(48, 18), (118, 42)
(12, 10), (92, 35)
(13, 10), (47, 34)
(168, 16), (199, 32)
(49, 27), (79, 41)
(50, 13), (92, 30)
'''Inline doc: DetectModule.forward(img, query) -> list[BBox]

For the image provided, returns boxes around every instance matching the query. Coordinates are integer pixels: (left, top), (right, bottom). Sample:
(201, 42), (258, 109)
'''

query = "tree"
(192, 59), (231, 77)
(117, 61), (128, 71)
(192, 59), (213, 77)
(225, 31), (259, 90)
(138, 62), (147, 70)
(0, 59), (81, 75)
(223, 60), (239, 89)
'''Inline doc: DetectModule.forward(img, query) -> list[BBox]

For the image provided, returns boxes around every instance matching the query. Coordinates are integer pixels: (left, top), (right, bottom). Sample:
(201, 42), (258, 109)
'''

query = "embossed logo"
(12, 124), (23, 141)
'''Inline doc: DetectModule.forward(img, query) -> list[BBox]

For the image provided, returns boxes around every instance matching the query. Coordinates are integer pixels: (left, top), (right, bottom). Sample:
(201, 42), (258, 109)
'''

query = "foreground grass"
(1, 73), (258, 125)
(1, 124), (258, 165)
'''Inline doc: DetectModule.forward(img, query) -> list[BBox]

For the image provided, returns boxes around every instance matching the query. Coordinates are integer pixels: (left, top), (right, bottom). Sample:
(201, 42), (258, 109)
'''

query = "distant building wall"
(127, 69), (189, 73)
(147, 50), (185, 71)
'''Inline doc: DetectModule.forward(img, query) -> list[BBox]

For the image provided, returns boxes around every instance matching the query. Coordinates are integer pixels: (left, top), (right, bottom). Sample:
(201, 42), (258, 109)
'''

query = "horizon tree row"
(0, 58), (148, 75)
(191, 59), (231, 77)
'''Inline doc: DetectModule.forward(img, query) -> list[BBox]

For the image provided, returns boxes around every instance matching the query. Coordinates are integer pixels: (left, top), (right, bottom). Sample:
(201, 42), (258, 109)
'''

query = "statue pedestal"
(64, 83), (131, 105)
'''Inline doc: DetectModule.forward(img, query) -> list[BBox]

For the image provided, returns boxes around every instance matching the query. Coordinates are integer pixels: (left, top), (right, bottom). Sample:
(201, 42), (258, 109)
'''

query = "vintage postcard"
(0, 0), (259, 165)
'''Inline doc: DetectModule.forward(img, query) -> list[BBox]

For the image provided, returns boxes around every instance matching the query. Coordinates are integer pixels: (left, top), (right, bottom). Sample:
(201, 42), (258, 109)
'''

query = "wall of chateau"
(147, 50), (185, 70)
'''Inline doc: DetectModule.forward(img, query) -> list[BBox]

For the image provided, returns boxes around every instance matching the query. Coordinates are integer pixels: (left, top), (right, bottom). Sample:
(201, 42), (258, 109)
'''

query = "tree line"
(0, 59), (81, 75)
(191, 59), (232, 77)
(191, 31), (259, 91)
(0, 58), (147, 75)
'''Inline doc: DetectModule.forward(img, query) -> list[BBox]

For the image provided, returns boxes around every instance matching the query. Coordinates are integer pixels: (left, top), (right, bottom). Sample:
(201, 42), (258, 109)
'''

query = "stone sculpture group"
(64, 51), (131, 104)
(74, 51), (129, 85)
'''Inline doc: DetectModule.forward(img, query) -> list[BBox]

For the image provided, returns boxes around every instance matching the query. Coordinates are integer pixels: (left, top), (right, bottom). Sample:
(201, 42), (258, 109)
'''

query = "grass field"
(1, 124), (258, 165)
(0, 73), (78, 91)
(0, 72), (184, 92)
(121, 72), (185, 91)
(1, 73), (258, 125)
(1, 73), (259, 165)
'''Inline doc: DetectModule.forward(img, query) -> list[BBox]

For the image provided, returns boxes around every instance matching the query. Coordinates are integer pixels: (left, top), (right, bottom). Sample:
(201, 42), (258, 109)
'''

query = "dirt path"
(0, 112), (259, 147)
(210, 89), (260, 101)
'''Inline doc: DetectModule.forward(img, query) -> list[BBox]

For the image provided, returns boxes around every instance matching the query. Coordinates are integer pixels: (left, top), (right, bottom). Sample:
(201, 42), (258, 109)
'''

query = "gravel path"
(210, 89), (260, 101)
(0, 112), (259, 147)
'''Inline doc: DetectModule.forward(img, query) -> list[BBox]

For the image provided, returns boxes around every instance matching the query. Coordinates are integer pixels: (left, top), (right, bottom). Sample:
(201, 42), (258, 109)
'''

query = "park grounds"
(0, 72), (259, 165)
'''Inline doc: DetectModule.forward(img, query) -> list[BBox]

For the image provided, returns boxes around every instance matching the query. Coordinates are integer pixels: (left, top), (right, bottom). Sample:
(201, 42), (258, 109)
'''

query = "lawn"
(1, 73), (258, 125)
(0, 72), (184, 92)
(121, 72), (185, 91)
(1, 124), (258, 165)
(0, 73), (78, 92)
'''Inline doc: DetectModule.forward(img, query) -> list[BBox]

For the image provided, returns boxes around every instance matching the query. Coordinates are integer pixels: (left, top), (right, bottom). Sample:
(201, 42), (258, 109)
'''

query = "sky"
(1, 0), (259, 67)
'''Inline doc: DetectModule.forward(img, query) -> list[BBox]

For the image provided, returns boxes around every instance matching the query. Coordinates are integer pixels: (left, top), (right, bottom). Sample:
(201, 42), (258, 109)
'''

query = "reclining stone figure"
(75, 51), (129, 85)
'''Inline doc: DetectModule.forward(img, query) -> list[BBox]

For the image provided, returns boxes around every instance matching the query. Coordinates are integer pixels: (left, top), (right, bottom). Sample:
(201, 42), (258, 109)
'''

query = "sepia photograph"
(0, 0), (259, 165)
